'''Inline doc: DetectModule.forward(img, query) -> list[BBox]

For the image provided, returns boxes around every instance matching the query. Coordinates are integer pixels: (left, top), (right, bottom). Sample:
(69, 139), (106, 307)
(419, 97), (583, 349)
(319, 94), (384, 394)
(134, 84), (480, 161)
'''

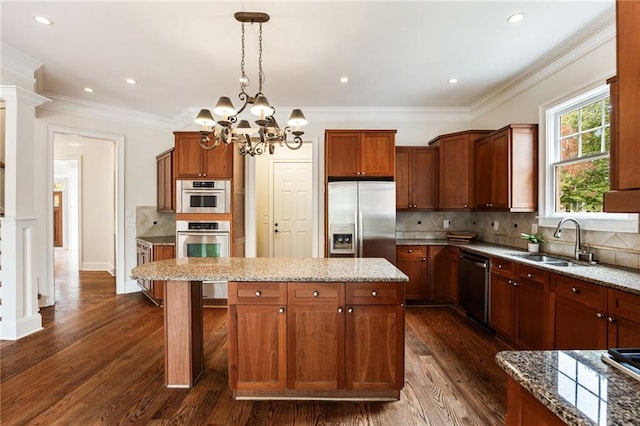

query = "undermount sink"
(512, 253), (574, 267)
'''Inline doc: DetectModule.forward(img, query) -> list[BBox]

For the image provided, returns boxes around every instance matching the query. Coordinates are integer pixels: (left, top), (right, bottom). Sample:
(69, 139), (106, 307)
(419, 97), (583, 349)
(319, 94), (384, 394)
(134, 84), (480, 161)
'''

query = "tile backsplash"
(136, 206), (175, 237)
(397, 211), (640, 270)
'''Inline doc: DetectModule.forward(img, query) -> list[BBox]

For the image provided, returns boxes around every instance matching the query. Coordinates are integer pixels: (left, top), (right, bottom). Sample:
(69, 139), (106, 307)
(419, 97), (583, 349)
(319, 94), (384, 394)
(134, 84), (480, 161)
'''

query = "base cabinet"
(395, 245), (428, 300)
(506, 377), (565, 426)
(135, 240), (175, 305)
(228, 281), (404, 399)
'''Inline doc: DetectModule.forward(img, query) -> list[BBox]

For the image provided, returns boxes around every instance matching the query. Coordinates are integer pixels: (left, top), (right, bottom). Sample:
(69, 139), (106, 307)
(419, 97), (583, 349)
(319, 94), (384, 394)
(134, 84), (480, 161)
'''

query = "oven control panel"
(176, 220), (230, 232)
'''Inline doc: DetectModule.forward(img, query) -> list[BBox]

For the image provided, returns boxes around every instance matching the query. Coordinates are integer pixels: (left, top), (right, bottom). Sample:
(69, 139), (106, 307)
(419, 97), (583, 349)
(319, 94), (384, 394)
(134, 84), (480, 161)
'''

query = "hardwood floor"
(1, 254), (510, 425)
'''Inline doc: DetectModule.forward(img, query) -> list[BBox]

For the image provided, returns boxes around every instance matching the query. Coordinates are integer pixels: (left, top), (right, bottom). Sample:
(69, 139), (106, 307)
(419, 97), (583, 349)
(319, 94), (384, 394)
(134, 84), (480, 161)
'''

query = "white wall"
(1, 101), (5, 215)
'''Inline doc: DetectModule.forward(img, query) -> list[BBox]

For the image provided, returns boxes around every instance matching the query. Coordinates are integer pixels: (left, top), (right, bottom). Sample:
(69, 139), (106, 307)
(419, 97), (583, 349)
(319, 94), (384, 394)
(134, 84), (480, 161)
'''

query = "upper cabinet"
(325, 130), (396, 179)
(603, 0), (640, 212)
(428, 130), (492, 210)
(395, 147), (438, 210)
(474, 124), (538, 212)
(173, 131), (233, 179)
(156, 148), (174, 212)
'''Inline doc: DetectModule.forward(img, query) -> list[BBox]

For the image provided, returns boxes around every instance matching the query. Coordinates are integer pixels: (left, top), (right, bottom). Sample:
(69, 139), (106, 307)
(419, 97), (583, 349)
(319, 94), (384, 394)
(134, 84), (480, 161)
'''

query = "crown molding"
(301, 106), (472, 124)
(40, 92), (175, 130)
(0, 86), (50, 107)
(0, 44), (41, 83)
(470, 7), (616, 120)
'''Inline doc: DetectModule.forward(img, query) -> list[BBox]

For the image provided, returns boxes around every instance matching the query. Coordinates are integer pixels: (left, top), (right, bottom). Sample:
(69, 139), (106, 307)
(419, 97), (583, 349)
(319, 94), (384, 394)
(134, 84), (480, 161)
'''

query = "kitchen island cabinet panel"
(346, 304), (404, 391)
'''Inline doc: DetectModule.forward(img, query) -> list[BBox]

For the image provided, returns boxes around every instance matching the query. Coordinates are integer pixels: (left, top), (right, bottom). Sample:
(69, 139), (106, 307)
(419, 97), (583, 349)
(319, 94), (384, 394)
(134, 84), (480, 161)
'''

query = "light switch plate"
(443, 220), (450, 229)
(531, 223), (538, 234)
(493, 221), (499, 231)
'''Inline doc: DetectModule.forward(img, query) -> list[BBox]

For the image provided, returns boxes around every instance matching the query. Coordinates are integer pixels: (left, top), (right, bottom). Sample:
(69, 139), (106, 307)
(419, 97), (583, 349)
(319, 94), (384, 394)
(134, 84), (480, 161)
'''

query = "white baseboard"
(81, 262), (114, 272)
(0, 313), (43, 340)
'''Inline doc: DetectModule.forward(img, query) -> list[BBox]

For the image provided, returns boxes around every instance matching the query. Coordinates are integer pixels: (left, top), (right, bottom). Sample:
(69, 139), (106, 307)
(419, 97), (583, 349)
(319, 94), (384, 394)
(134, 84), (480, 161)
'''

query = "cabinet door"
(554, 296), (607, 349)
(174, 133), (206, 178)
(490, 131), (510, 209)
(229, 304), (287, 390)
(412, 149), (438, 209)
(360, 132), (395, 177)
(607, 288), (640, 347)
(157, 151), (174, 212)
(345, 305), (404, 391)
(395, 150), (411, 209)
(474, 137), (493, 209)
(203, 144), (233, 178)
(287, 283), (345, 390)
(429, 246), (452, 301)
(396, 246), (427, 300)
(326, 132), (360, 177)
(489, 272), (515, 341)
(439, 134), (472, 209)
(515, 278), (545, 350)
(448, 247), (459, 304)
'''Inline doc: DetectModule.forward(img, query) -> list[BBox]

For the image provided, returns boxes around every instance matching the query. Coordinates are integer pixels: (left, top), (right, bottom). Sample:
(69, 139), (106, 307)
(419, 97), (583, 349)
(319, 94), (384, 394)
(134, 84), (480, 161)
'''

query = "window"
(541, 84), (638, 233)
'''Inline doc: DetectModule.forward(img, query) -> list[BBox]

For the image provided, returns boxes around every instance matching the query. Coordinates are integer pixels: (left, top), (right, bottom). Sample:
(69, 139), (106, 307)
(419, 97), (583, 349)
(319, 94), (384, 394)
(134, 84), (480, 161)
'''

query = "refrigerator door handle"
(358, 210), (364, 258)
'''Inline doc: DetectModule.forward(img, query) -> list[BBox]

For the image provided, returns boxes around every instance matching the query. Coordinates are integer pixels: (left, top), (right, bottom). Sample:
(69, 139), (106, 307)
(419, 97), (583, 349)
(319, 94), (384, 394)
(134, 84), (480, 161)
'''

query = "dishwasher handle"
(459, 254), (489, 269)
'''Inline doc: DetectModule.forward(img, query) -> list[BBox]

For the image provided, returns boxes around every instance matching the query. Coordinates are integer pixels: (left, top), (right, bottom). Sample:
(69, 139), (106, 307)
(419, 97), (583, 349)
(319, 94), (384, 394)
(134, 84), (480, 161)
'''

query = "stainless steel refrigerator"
(327, 181), (396, 264)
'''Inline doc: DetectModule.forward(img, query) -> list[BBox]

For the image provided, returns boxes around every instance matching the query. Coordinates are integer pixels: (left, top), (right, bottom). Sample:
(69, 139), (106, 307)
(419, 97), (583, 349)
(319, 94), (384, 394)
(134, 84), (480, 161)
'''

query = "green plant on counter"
(520, 232), (546, 244)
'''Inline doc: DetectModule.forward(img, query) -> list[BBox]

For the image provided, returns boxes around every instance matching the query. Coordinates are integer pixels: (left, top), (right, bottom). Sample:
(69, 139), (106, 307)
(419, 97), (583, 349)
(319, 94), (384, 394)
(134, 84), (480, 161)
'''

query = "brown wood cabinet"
(325, 130), (396, 179)
(474, 124), (538, 212)
(395, 147), (438, 210)
(607, 288), (640, 348)
(429, 245), (457, 302)
(506, 377), (566, 426)
(156, 148), (174, 212)
(604, 1), (640, 212)
(428, 130), (492, 210)
(489, 258), (548, 349)
(135, 239), (175, 305)
(173, 131), (233, 179)
(228, 281), (404, 399)
(396, 245), (428, 300)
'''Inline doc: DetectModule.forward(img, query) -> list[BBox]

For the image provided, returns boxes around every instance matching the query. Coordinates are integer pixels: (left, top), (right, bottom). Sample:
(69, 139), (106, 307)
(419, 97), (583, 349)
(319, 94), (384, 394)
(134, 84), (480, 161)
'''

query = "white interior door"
(271, 161), (313, 257)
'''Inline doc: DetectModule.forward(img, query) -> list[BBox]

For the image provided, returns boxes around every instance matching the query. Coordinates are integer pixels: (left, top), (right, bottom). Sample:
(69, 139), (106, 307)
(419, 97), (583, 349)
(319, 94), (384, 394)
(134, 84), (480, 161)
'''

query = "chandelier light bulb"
(250, 95), (274, 118)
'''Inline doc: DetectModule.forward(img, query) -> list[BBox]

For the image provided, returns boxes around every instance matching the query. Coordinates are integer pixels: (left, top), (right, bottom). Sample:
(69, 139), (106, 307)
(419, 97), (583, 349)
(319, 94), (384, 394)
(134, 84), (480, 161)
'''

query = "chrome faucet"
(553, 217), (593, 261)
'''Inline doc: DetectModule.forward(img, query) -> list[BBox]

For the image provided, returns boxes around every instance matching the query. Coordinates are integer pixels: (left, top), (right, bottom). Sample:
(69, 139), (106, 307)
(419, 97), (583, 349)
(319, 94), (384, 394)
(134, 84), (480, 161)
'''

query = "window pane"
(560, 136), (579, 161)
(604, 97), (610, 125)
(580, 102), (602, 131)
(582, 130), (602, 156)
(604, 127), (610, 152)
(560, 110), (578, 137)
(556, 158), (609, 213)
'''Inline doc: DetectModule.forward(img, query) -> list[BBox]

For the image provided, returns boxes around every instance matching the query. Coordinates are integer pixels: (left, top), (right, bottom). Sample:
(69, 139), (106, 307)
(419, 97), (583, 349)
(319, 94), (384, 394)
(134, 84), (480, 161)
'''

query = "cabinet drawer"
(396, 245), (427, 260)
(608, 288), (640, 323)
(228, 282), (286, 305)
(552, 275), (606, 310)
(491, 258), (515, 278)
(288, 283), (344, 305)
(518, 265), (548, 286)
(346, 282), (404, 305)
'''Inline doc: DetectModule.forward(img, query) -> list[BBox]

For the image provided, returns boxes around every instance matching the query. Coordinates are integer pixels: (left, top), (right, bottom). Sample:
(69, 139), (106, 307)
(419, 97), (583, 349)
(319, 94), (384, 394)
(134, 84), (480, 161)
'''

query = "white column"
(0, 86), (50, 340)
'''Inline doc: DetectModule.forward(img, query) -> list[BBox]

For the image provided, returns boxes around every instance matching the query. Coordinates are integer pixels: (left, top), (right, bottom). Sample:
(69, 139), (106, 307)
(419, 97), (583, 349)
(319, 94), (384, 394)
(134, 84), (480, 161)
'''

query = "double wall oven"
(176, 179), (230, 214)
(176, 220), (230, 299)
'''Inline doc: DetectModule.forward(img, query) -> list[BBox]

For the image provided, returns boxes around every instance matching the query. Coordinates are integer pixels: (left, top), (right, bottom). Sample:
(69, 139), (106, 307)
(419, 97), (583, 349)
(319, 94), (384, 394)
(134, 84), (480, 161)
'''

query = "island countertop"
(496, 350), (640, 425)
(131, 257), (409, 283)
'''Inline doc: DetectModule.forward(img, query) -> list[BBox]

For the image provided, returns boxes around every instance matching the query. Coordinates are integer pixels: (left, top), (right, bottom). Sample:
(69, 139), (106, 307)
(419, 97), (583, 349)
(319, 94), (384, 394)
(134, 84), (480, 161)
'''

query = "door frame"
(45, 124), (125, 305)
(268, 159), (313, 257)
(54, 157), (82, 254)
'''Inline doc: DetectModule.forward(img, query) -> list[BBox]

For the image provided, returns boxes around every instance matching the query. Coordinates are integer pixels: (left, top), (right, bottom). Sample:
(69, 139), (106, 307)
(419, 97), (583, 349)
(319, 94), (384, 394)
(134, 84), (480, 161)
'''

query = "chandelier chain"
(240, 23), (249, 92)
(258, 23), (264, 94)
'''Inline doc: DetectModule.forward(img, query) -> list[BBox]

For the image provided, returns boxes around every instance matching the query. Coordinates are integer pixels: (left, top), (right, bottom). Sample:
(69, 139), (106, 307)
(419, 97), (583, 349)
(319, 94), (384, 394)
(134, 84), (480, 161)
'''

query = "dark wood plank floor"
(1, 250), (510, 425)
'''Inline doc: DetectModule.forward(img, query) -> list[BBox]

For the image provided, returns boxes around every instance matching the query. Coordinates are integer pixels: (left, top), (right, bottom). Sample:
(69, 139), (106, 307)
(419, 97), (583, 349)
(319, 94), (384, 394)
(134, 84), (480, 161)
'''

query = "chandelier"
(195, 12), (308, 156)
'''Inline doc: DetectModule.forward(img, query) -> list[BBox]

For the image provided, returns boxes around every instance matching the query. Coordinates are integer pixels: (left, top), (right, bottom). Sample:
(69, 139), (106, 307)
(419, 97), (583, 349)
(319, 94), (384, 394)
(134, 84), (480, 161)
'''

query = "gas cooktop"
(601, 348), (640, 382)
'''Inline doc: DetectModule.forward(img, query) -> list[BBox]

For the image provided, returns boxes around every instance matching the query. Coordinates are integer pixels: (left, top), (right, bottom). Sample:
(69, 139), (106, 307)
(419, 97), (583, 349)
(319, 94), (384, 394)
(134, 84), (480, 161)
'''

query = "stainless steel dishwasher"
(458, 251), (490, 326)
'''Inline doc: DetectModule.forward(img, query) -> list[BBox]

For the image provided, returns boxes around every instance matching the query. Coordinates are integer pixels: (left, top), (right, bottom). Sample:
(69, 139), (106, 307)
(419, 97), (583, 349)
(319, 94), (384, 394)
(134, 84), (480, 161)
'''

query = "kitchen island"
(131, 257), (408, 400)
(496, 350), (640, 425)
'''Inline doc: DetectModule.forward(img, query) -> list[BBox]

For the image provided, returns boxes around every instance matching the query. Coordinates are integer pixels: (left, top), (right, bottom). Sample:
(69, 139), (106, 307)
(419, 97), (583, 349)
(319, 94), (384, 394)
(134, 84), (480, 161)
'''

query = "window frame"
(539, 83), (639, 233)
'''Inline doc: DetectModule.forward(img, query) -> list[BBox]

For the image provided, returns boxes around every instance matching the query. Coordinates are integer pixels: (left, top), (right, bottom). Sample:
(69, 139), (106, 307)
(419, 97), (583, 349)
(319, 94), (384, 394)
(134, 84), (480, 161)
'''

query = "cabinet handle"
(608, 316), (616, 323)
(464, 204), (468, 208)
(408, 249), (413, 253)
(571, 287), (580, 294)
(371, 291), (378, 297)
(361, 172), (365, 175)
(348, 307), (353, 313)
(279, 307), (285, 314)
(255, 290), (262, 297)
(527, 273), (533, 279)
(512, 281), (519, 286)
(203, 173), (207, 177)
(596, 312), (605, 319)
(508, 279), (512, 284)
(313, 290), (319, 297)
(498, 264), (503, 269)
(338, 307), (343, 313)
(422, 257), (426, 261)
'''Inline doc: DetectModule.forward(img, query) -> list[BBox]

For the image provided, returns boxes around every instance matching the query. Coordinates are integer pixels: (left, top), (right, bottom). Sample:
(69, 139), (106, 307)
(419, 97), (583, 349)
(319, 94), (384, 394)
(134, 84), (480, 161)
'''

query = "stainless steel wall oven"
(176, 179), (230, 214)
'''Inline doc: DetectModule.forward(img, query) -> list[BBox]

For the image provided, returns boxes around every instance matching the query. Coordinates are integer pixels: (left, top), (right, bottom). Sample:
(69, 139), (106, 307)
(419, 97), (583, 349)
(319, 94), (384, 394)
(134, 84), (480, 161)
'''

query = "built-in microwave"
(176, 180), (230, 214)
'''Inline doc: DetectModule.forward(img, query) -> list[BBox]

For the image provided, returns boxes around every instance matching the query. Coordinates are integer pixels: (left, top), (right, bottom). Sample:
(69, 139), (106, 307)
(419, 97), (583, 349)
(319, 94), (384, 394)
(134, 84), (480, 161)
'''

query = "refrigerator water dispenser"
(329, 224), (355, 255)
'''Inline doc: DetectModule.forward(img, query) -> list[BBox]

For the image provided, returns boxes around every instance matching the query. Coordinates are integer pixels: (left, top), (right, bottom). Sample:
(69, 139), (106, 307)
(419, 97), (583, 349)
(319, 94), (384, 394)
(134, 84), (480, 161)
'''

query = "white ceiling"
(1, 1), (615, 122)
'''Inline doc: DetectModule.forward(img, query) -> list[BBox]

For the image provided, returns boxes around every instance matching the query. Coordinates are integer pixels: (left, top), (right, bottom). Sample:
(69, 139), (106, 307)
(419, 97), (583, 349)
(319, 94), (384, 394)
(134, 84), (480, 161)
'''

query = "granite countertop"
(397, 239), (640, 296)
(131, 257), (409, 283)
(136, 235), (175, 245)
(496, 350), (640, 425)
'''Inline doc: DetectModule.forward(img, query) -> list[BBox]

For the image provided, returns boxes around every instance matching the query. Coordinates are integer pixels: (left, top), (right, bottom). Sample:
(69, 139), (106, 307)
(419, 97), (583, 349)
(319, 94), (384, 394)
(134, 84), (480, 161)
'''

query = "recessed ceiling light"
(339, 76), (349, 84)
(83, 87), (94, 93)
(448, 78), (458, 84)
(126, 78), (137, 85)
(507, 13), (524, 24)
(33, 15), (53, 25)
